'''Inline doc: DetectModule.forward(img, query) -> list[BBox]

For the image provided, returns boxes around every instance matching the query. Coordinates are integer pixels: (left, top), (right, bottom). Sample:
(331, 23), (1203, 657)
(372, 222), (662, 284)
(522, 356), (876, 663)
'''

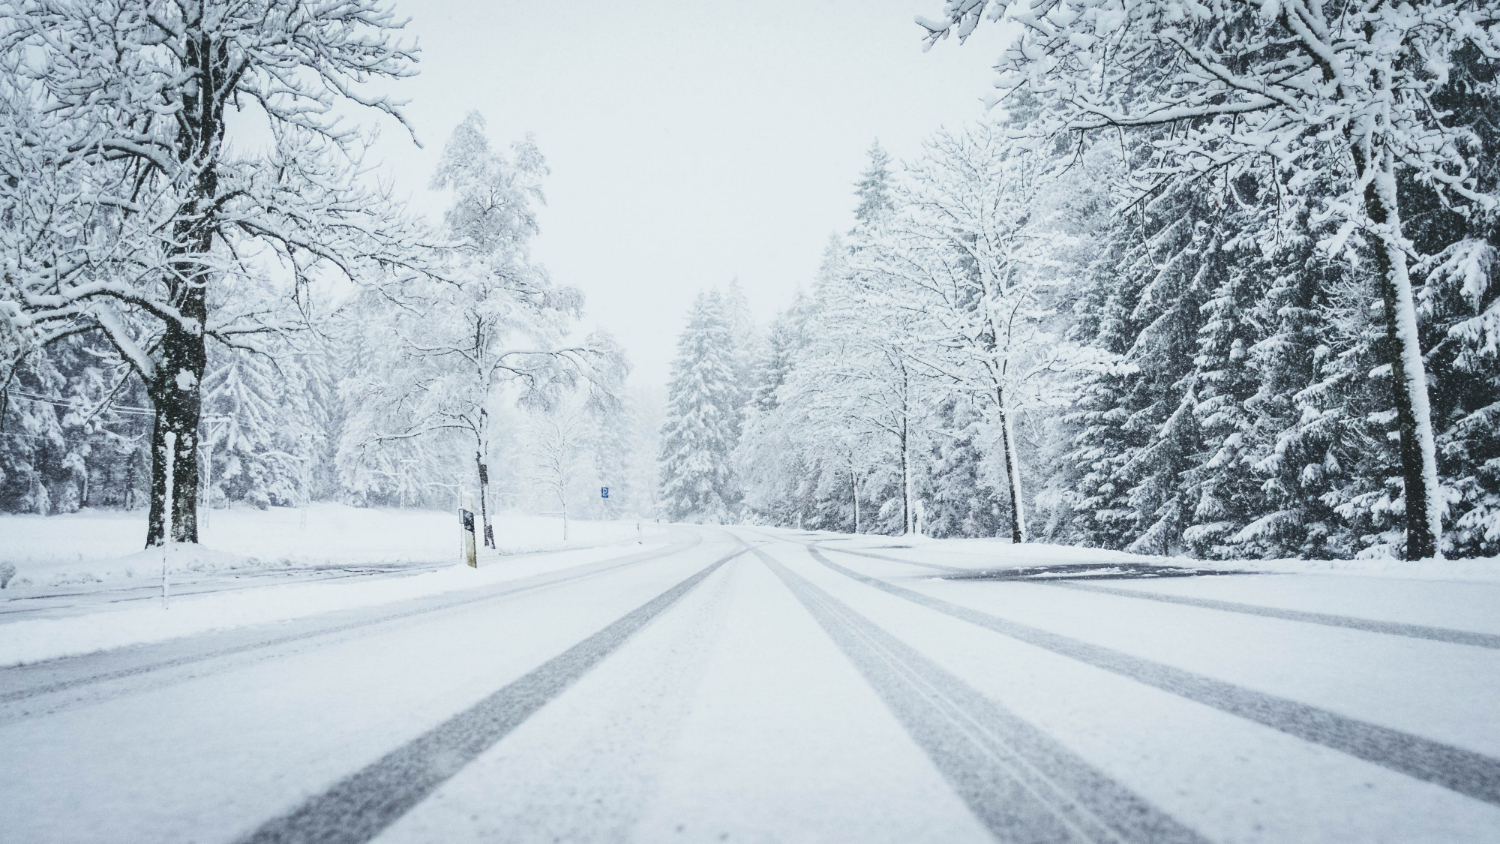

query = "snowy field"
(0, 505), (670, 666)
(0, 503), (655, 590)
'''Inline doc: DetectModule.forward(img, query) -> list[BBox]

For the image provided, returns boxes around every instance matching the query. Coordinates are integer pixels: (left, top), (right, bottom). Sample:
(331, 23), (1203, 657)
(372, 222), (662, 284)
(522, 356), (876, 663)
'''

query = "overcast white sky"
(366, 0), (1006, 389)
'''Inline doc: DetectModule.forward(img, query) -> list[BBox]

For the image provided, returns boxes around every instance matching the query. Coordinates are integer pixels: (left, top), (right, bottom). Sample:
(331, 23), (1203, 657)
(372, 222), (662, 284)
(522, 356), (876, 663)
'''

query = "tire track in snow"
(0, 534), (702, 716)
(807, 543), (1500, 808)
(1043, 580), (1500, 650)
(236, 544), (747, 844)
(823, 542), (1500, 649)
(743, 539), (1208, 844)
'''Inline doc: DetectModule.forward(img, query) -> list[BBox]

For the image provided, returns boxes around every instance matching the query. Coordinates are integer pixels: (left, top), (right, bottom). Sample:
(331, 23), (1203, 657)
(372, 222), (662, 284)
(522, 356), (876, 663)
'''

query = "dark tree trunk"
(145, 330), (204, 545)
(476, 407), (496, 549)
(145, 251), (209, 546)
(476, 451), (494, 549)
(145, 27), (226, 548)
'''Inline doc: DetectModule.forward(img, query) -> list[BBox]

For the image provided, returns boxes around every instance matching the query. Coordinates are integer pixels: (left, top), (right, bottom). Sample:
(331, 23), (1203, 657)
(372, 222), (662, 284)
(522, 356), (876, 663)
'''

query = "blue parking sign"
(601, 486), (610, 499)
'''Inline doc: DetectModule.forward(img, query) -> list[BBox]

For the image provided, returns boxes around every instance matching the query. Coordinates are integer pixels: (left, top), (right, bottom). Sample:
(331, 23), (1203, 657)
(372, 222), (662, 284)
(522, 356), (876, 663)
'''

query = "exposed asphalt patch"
(943, 563), (1259, 582)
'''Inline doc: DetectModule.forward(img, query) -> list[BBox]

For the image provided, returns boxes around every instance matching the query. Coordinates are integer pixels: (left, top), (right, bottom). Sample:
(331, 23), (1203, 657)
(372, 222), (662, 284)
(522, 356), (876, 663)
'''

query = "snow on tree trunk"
(476, 450), (493, 550)
(144, 20), (219, 548)
(477, 407), (495, 549)
(851, 462), (861, 535)
(1360, 146), (1445, 560)
(146, 330), (206, 547)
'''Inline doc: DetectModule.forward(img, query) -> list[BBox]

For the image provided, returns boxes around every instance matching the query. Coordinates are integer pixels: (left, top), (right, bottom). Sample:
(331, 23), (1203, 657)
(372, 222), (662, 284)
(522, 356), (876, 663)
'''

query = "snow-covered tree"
(920, 0), (1500, 558)
(658, 290), (743, 522)
(0, 0), (429, 546)
(736, 293), (819, 527)
(524, 400), (594, 541)
(854, 123), (1116, 541)
(200, 341), (321, 510)
(340, 114), (625, 547)
(782, 261), (934, 535)
(854, 140), (898, 227)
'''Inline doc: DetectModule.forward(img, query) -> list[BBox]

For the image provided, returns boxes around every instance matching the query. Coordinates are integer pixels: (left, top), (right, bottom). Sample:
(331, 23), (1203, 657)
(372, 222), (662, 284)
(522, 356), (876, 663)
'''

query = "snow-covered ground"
(0, 504), (670, 666)
(4, 525), (1498, 843)
(0, 535), (679, 668)
(0, 503), (657, 589)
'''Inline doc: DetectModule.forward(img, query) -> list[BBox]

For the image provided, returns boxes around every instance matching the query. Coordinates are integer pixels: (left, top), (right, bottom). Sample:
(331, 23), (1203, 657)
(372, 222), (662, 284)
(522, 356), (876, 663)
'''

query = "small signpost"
(600, 486), (609, 499)
(459, 491), (478, 568)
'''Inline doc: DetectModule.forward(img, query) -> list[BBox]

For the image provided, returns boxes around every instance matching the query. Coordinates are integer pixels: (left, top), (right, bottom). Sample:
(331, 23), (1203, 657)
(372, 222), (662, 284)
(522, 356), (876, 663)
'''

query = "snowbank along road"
(3, 526), (1499, 842)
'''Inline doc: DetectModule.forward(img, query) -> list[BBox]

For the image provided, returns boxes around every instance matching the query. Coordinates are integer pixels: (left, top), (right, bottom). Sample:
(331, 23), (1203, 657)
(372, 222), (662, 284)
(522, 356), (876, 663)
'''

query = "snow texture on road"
(2, 526), (1498, 843)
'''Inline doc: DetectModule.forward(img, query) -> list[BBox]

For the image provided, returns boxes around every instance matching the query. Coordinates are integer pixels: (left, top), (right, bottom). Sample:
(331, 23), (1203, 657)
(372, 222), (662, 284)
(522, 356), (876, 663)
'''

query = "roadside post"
(161, 430), (175, 609)
(460, 491), (478, 568)
(637, 521), (643, 544)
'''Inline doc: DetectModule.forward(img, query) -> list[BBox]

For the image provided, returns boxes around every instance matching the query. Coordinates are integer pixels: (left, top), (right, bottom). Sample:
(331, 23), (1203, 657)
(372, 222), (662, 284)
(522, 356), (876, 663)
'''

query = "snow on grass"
(0, 534), (674, 668)
(814, 533), (1500, 583)
(0, 503), (651, 589)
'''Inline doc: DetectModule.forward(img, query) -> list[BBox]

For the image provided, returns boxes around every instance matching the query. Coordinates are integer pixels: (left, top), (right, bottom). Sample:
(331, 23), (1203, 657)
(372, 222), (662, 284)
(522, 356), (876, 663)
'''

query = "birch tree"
(658, 289), (742, 523)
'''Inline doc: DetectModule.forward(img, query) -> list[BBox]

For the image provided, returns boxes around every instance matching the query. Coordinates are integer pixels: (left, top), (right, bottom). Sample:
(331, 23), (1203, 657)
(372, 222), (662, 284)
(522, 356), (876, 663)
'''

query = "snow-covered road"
(3, 527), (1499, 843)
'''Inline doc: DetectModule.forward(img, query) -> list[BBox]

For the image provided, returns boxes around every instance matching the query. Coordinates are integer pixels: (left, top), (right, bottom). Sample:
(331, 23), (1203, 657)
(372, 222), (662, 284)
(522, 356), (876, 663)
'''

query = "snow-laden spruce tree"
(920, 0), (1500, 558)
(0, 0), (429, 546)
(340, 114), (626, 547)
(925, 394), (1005, 538)
(658, 290), (743, 523)
(854, 140), (898, 227)
(200, 339), (321, 510)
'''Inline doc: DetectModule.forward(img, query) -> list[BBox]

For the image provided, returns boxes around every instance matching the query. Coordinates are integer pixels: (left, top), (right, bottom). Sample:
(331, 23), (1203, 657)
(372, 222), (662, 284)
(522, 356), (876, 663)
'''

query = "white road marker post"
(161, 430), (175, 609)
(637, 521), (643, 545)
(460, 491), (478, 569)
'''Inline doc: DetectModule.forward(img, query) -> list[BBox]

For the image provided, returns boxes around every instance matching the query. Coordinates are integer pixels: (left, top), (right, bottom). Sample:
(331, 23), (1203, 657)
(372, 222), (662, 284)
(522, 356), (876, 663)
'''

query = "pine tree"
(1182, 194), (1270, 558)
(658, 290), (742, 522)
(1066, 182), (1212, 552)
(925, 396), (1004, 538)
(853, 140), (895, 228)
